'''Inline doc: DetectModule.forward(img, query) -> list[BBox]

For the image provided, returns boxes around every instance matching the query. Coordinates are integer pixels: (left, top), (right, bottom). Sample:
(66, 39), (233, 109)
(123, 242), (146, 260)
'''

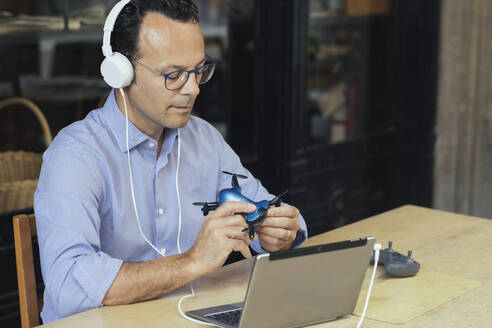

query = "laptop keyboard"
(205, 308), (242, 326)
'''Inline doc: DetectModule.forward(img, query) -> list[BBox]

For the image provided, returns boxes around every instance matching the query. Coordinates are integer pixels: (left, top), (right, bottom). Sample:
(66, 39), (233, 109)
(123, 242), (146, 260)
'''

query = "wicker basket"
(0, 97), (52, 213)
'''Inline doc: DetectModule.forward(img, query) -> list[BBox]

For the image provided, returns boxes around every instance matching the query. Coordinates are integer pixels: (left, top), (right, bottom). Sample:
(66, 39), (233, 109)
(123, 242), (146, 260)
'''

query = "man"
(35, 0), (307, 323)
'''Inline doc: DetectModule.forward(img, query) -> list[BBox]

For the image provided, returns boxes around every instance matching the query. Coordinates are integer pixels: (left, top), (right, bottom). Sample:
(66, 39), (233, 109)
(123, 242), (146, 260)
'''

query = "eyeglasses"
(134, 60), (217, 91)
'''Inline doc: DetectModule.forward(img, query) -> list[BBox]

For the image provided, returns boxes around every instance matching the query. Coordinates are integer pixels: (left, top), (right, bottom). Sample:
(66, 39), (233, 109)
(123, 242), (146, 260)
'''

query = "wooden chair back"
(13, 213), (41, 327)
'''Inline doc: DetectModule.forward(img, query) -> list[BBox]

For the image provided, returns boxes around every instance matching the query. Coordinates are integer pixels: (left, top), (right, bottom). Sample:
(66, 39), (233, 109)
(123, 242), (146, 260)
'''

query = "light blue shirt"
(34, 90), (307, 323)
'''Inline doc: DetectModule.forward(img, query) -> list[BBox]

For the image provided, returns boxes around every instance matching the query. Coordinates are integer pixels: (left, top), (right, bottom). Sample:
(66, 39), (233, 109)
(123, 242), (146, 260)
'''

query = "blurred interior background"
(1, 0), (491, 326)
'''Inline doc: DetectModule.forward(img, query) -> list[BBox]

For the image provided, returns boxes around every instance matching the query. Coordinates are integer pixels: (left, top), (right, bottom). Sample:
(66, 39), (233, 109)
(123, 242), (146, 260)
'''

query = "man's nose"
(180, 72), (200, 96)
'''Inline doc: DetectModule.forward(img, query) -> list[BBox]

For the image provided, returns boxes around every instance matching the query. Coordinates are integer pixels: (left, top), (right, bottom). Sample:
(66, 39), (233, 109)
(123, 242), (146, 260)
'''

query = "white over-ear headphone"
(100, 0), (134, 88)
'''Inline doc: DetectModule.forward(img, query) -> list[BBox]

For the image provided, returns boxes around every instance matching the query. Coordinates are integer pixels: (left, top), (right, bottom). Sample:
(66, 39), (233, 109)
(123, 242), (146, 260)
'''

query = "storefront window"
(307, 0), (395, 146)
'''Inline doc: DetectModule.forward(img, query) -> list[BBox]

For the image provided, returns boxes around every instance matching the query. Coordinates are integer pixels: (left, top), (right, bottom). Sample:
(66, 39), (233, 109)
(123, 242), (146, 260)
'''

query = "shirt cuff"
(72, 252), (123, 306)
(292, 228), (308, 249)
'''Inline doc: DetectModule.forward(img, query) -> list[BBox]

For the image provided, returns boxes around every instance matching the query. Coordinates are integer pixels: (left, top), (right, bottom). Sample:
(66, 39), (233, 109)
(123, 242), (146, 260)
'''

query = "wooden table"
(41, 205), (492, 327)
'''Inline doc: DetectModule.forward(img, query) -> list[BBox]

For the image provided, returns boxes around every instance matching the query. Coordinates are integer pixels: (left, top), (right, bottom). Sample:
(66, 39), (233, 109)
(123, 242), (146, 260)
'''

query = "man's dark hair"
(111, 0), (200, 61)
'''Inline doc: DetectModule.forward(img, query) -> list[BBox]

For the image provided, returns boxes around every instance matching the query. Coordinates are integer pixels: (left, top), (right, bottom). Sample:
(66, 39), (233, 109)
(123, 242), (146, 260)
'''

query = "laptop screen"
(187, 237), (375, 328)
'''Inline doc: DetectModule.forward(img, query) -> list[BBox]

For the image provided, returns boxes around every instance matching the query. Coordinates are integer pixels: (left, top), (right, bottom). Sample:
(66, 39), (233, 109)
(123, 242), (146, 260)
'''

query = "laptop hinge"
(269, 238), (368, 261)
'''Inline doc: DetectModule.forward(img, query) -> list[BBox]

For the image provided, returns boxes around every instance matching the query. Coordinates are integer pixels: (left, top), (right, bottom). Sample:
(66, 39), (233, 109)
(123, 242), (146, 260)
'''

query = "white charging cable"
(120, 88), (216, 326)
(356, 243), (382, 328)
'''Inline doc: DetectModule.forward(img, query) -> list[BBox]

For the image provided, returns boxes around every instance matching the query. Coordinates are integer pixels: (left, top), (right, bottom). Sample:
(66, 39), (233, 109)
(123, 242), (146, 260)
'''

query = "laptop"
(186, 236), (375, 328)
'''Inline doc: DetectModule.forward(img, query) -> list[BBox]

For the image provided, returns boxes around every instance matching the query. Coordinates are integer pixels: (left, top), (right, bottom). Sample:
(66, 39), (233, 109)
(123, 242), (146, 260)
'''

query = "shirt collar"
(102, 89), (178, 153)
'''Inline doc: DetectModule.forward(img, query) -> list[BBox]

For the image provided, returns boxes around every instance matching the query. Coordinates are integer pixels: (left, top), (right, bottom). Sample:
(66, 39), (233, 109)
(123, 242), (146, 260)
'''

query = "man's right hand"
(186, 201), (256, 274)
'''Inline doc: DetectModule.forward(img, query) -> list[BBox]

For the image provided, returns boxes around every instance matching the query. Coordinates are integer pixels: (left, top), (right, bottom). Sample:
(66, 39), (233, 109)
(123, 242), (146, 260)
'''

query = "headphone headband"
(102, 0), (131, 58)
(100, 0), (134, 88)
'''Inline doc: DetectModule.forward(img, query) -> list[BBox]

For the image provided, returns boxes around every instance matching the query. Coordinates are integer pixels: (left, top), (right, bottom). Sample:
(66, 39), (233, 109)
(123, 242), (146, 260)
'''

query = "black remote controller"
(370, 241), (420, 277)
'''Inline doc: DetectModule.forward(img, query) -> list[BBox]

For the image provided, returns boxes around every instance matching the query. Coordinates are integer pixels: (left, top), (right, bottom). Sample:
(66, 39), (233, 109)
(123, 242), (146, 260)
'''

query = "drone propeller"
(222, 171), (248, 179)
(192, 202), (218, 206)
(269, 190), (289, 207)
(193, 202), (219, 216)
(222, 171), (248, 187)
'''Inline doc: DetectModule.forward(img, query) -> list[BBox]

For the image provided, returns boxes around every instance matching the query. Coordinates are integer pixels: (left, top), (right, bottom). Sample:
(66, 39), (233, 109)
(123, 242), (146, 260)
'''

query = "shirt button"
(160, 248), (167, 255)
(158, 208), (164, 215)
(149, 142), (155, 148)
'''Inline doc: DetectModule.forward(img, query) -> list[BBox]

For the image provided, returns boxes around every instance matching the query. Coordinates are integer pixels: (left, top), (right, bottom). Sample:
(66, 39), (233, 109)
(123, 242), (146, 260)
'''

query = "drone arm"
(202, 203), (219, 216)
(268, 190), (289, 207)
(193, 202), (219, 216)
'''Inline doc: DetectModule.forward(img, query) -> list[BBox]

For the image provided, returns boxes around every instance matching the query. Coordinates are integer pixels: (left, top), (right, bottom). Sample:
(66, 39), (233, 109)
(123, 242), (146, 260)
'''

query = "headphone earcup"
(100, 52), (134, 89)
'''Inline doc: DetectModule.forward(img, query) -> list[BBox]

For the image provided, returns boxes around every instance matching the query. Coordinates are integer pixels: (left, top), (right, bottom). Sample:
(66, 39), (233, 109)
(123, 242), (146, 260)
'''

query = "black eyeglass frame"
(134, 59), (218, 91)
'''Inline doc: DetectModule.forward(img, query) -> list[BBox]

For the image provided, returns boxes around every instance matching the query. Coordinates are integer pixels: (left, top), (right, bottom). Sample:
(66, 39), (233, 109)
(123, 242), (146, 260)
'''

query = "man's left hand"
(255, 205), (301, 252)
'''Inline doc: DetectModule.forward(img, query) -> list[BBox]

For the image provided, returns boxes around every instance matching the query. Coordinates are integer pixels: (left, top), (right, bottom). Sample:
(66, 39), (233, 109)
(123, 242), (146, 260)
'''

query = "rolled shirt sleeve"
(35, 143), (123, 321)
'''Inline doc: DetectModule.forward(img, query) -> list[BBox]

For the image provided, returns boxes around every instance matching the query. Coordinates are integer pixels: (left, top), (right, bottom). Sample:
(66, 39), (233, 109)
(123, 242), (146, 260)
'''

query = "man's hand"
(186, 201), (256, 275)
(255, 205), (301, 252)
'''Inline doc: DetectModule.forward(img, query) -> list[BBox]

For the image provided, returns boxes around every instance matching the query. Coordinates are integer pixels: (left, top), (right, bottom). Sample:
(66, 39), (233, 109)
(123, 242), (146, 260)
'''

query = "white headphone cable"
(175, 129), (220, 327)
(120, 88), (215, 325)
(120, 88), (164, 257)
(355, 243), (382, 328)
(175, 129), (183, 254)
